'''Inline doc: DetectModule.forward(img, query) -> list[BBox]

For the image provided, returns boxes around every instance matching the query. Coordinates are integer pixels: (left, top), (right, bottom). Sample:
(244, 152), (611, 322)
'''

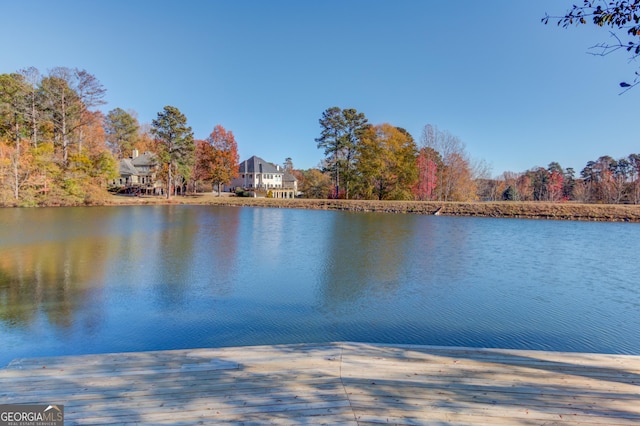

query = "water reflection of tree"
(0, 205), (244, 333)
(320, 214), (473, 312)
(321, 213), (413, 308)
(150, 206), (199, 308)
(405, 216), (471, 286)
(0, 240), (107, 329)
(195, 206), (240, 296)
(147, 206), (242, 309)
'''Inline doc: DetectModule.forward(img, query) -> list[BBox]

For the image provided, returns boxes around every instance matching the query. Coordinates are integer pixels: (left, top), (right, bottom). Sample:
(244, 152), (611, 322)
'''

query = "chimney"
(132, 149), (139, 159)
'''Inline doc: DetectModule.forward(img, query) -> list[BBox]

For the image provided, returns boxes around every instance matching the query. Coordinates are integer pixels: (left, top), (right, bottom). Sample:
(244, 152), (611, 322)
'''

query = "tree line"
(2, 68), (638, 206)
(0, 67), (239, 206)
(303, 106), (640, 204)
(307, 106), (490, 202)
(0, 67), (116, 206)
(491, 155), (640, 204)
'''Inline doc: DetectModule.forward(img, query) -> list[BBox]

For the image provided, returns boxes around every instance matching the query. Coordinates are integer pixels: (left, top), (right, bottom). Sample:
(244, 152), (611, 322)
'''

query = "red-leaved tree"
(547, 170), (564, 201)
(196, 125), (239, 195)
(413, 147), (439, 200)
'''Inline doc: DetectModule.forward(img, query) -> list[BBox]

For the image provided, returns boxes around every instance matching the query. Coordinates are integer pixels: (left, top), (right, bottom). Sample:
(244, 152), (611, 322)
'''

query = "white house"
(228, 155), (297, 198)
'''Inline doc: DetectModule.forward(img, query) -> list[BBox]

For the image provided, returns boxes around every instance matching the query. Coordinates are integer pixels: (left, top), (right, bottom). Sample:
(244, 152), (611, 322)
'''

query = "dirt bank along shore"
(107, 194), (640, 223)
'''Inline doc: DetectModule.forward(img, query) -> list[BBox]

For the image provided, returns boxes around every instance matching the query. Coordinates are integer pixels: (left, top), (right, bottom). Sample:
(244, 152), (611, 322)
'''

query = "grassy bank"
(106, 194), (640, 222)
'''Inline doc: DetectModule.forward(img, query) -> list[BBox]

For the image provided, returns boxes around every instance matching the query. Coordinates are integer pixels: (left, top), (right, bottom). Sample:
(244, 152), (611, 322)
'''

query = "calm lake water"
(1, 205), (639, 366)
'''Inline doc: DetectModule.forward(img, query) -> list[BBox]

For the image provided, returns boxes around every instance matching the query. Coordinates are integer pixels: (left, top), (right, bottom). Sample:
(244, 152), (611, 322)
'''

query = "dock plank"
(2, 342), (639, 425)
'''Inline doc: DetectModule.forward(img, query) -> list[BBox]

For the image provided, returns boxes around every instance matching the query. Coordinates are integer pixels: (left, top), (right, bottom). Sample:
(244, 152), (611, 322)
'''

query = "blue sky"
(1, 0), (638, 176)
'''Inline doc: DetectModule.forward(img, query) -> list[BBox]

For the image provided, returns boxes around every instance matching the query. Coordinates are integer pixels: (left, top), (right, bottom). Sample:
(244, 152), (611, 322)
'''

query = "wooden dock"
(1, 342), (639, 425)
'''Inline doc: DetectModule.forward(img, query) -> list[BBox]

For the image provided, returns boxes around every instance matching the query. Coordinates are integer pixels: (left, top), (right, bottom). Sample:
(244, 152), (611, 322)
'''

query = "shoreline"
(104, 194), (640, 223)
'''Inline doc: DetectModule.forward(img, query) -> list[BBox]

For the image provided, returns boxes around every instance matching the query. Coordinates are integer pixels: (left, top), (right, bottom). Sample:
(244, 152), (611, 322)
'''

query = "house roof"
(238, 156), (281, 174)
(118, 159), (139, 176)
(283, 172), (297, 183)
(132, 152), (156, 166)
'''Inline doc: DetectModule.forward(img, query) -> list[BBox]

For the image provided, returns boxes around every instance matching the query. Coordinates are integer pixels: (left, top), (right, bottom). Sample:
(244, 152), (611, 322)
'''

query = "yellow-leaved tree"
(354, 123), (418, 200)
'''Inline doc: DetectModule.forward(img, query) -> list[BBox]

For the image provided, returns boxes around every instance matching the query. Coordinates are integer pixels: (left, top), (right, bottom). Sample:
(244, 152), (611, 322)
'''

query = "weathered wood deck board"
(2, 342), (639, 425)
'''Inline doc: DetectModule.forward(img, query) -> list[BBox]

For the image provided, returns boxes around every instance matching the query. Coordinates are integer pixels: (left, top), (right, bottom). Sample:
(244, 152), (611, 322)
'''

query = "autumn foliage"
(3, 67), (640, 207)
(0, 66), (243, 206)
(0, 68), (117, 206)
(194, 125), (239, 195)
(354, 124), (417, 200)
(413, 148), (439, 201)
